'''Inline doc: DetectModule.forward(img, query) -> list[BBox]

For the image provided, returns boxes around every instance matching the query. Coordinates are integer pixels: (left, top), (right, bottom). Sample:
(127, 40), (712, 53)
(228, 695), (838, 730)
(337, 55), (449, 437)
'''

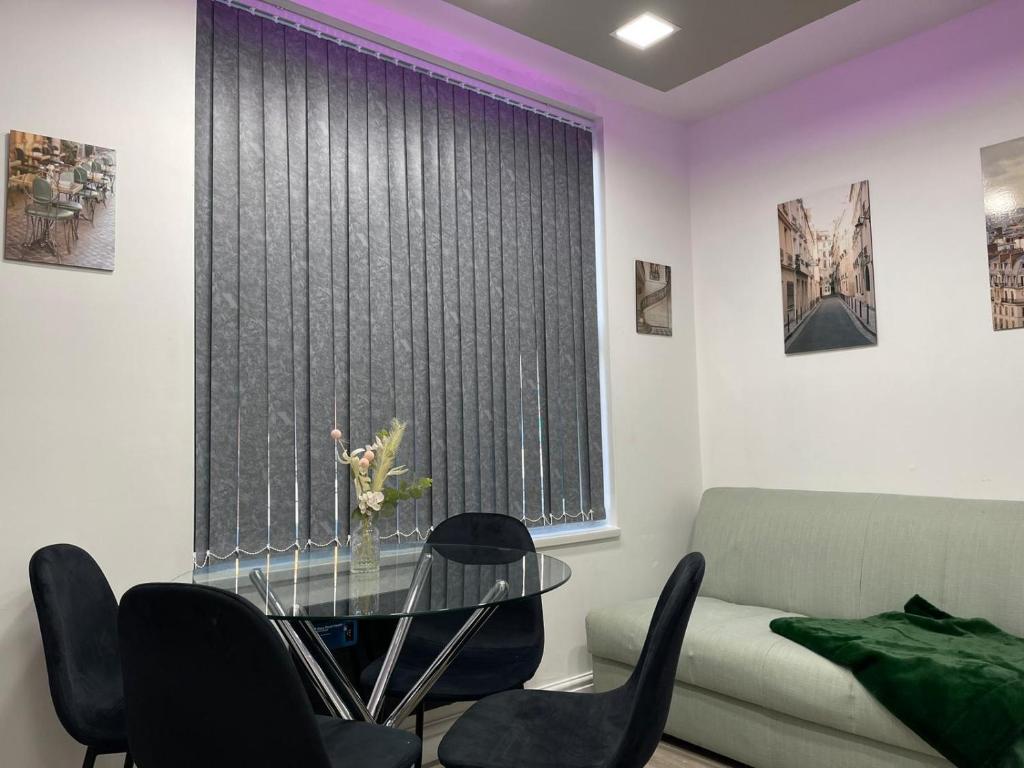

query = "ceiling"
(294, 0), (994, 123)
(440, 0), (860, 92)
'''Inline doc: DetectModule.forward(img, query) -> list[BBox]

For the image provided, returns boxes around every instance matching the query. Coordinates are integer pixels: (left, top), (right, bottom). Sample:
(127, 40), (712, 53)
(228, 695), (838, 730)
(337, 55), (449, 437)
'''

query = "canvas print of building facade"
(981, 136), (1024, 331)
(777, 180), (877, 354)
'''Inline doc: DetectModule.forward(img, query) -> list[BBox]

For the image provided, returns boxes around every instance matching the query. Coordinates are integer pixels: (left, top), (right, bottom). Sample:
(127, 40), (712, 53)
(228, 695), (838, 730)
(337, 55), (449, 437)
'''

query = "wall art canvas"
(635, 260), (672, 336)
(5, 130), (116, 271)
(777, 180), (877, 354)
(981, 135), (1024, 331)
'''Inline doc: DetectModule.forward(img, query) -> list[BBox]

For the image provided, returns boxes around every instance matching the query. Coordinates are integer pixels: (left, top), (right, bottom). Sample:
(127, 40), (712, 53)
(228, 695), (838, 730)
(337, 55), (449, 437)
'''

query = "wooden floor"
(647, 739), (740, 768)
(423, 737), (738, 768)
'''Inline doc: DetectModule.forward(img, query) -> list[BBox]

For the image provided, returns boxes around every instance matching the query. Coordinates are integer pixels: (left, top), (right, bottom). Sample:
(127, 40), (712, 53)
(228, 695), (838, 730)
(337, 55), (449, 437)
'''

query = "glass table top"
(176, 542), (572, 621)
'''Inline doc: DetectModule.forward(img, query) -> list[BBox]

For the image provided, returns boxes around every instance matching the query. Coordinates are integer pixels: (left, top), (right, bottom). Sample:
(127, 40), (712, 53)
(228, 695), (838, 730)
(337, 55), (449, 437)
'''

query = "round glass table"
(176, 542), (571, 727)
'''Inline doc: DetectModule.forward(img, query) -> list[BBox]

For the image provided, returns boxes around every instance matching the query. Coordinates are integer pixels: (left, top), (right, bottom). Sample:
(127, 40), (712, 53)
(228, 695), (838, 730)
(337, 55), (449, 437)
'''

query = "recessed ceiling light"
(612, 12), (678, 50)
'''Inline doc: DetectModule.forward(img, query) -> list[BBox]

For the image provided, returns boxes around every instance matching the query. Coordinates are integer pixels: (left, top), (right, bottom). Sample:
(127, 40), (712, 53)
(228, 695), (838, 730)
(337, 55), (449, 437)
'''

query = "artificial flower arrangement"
(332, 418), (432, 524)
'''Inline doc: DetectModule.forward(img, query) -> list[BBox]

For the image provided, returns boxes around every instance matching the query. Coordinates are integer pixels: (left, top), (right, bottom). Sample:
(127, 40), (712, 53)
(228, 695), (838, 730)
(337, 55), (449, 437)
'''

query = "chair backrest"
(74, 166), (88, 184)
(606, 552), (705, 768)
(119, 583), (333, 768)
(428, 511), (535, 551)
(425, 514), (544, 679)
(31, 175), (54, 204)
(28, 544), (124, 746)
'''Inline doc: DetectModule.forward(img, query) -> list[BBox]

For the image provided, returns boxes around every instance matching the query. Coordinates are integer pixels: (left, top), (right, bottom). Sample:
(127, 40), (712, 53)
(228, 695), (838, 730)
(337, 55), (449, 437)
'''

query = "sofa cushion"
(586, 595), (937, 758)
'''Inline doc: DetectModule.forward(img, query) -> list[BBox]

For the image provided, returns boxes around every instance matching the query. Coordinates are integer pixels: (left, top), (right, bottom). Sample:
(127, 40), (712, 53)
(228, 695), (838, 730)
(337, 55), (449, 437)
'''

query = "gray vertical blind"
(194, 0), (605, 564)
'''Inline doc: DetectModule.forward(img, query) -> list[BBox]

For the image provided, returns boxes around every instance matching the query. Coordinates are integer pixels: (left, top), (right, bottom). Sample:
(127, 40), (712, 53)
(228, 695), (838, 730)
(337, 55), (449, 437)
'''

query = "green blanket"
(770, 597), (1024, 768)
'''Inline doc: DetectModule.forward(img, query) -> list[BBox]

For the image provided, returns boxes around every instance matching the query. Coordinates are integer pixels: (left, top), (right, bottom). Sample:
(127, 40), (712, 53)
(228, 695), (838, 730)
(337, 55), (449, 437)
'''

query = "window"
(193, 0), (605, 564)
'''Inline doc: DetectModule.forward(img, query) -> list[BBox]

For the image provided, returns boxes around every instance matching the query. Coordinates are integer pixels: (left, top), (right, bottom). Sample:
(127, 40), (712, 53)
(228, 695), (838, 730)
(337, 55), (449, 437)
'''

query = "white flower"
(358, 490), (385, 512)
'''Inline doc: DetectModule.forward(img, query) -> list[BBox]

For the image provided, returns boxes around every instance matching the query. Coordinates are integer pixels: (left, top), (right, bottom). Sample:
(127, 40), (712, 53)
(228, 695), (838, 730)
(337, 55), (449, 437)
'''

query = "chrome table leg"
(384, 579), (509, 728)
(367, 551), (434, 720)
(249, 568), (356, 720)
(264, 610), (343, 716)
(250, 566), (511, 729)
(289, 616), (374, 722)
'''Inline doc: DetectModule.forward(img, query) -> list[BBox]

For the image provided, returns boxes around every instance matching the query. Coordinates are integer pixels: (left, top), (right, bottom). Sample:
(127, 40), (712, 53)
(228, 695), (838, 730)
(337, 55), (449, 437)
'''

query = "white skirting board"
(410, 671), (596, 767)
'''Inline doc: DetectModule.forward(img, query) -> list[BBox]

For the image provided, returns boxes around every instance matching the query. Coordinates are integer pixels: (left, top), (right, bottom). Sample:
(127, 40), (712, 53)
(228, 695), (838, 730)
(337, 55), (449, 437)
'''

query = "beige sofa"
(587, 487), (1024, 768)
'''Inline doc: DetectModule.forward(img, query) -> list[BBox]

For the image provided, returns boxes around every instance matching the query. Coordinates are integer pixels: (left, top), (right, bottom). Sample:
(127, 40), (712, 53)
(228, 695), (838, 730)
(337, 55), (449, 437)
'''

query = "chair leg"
(82, 746), (97, 768)
(414, 705), (424, 768)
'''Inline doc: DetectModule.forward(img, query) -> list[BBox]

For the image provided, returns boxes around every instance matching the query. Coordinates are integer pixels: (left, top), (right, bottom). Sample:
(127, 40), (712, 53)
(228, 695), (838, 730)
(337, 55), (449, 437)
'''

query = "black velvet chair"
(118, 582), (421, 768)
(359, 514), (544, 736)
(437, 552), (706, 768)
(28, 544), (131, 768)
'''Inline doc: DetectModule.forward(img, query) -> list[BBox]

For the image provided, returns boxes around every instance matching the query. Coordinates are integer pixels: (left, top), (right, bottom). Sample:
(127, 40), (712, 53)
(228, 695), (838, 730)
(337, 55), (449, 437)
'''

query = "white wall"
(537, 110), (698, 684)
(690, 0), (1024, 503)
(0, 0), (196, 765)
(0, 1), (701, 765)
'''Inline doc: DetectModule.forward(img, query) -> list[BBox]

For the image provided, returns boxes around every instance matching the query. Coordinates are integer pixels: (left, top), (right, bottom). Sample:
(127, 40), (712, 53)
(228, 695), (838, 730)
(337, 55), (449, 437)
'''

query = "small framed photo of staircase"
(636, 260), (672, 336)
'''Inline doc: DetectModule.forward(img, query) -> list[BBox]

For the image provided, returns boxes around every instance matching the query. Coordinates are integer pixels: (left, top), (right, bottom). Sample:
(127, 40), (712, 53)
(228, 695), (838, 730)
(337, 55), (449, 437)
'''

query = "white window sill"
(531, 522), (621, 550)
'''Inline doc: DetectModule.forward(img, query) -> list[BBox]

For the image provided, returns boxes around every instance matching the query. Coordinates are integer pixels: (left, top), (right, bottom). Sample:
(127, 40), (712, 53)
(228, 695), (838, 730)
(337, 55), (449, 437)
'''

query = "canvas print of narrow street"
(777, 180), (877, 354)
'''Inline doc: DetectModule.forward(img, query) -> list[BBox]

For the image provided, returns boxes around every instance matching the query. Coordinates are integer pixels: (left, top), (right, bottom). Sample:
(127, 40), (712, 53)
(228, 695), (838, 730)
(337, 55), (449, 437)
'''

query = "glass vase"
(350, 513), (381, 574)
